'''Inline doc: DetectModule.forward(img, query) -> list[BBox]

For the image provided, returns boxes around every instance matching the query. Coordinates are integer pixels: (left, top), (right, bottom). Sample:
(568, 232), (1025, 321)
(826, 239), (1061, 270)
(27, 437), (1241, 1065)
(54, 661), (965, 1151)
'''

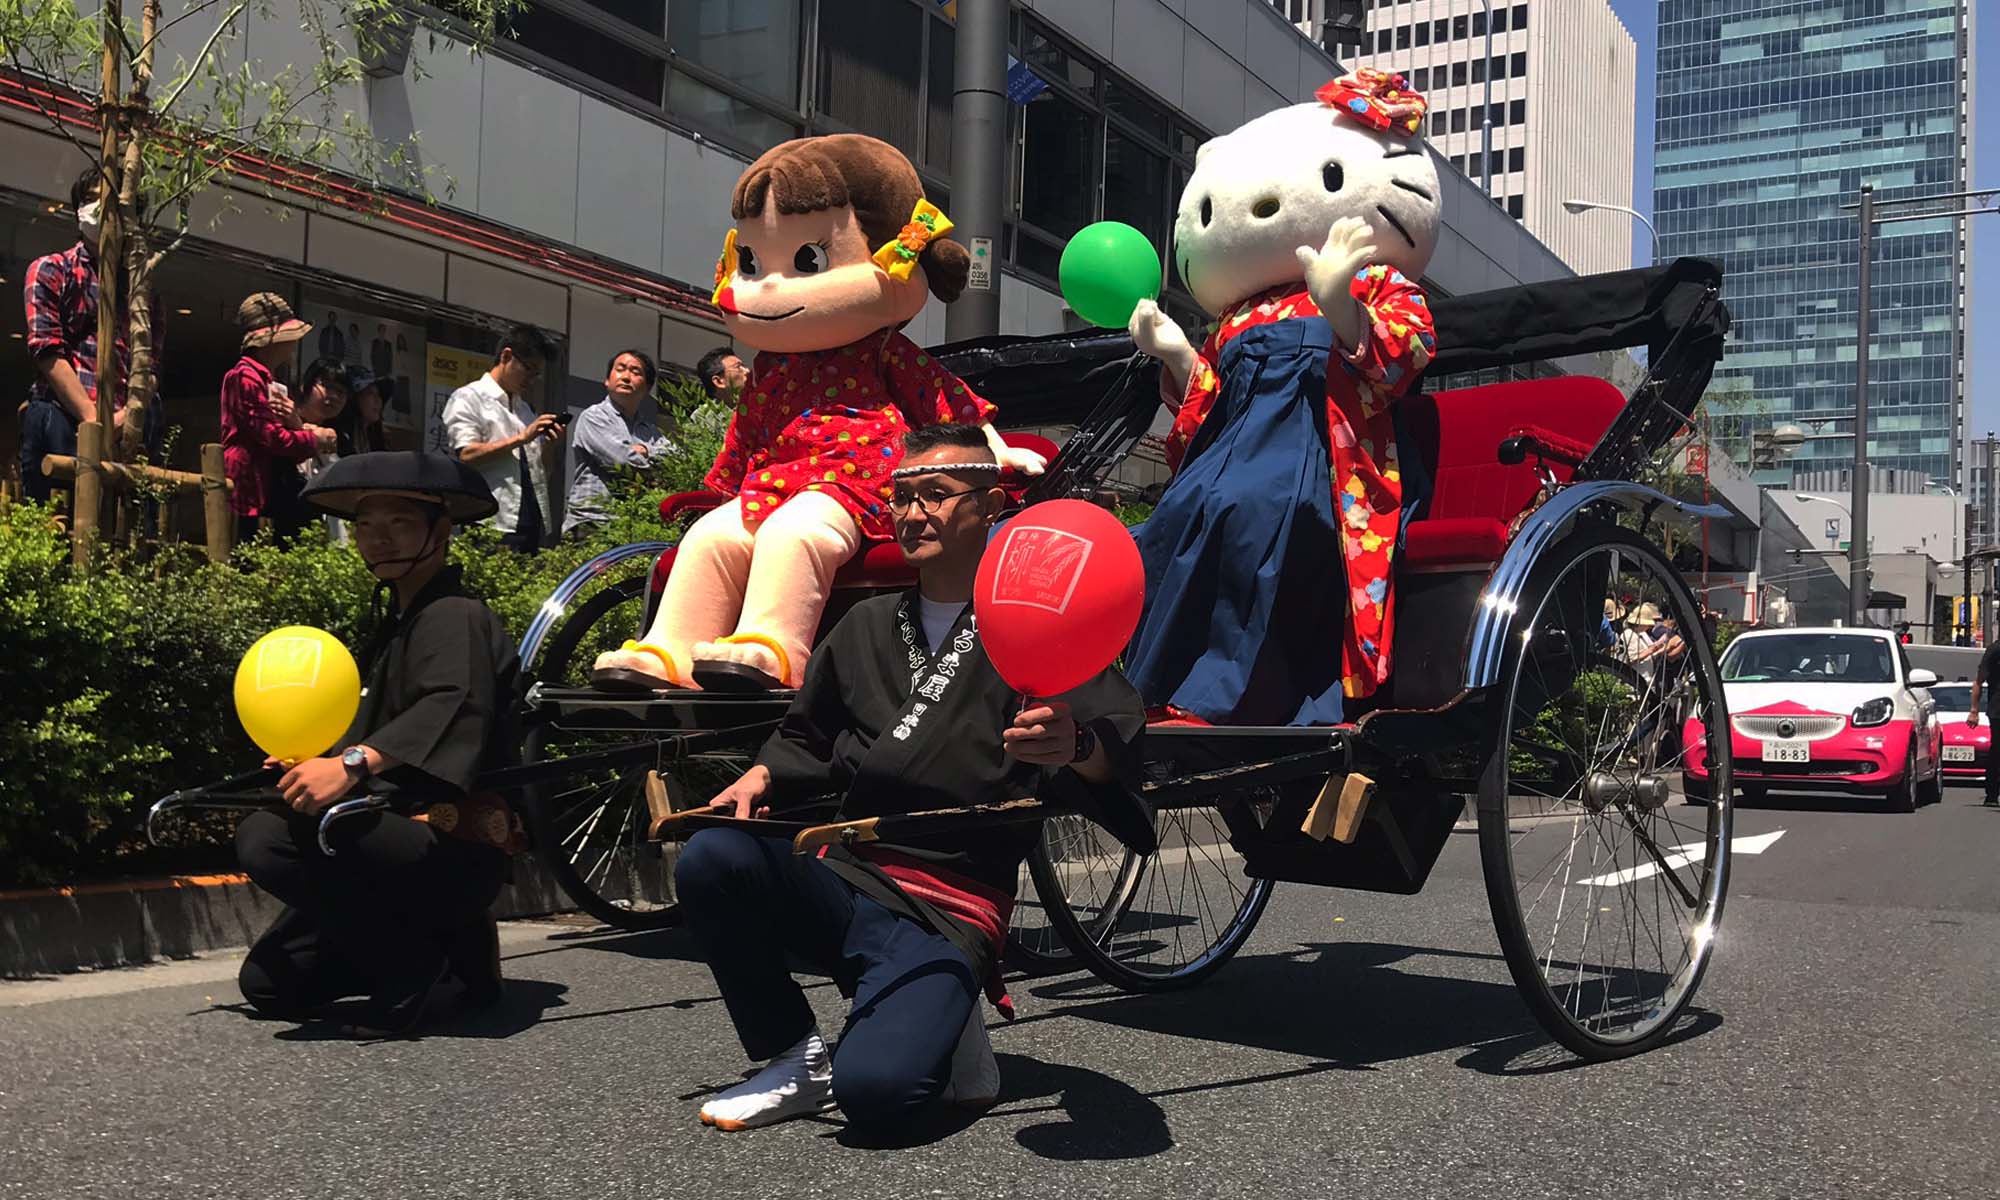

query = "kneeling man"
(676, 423), (1155, 1133)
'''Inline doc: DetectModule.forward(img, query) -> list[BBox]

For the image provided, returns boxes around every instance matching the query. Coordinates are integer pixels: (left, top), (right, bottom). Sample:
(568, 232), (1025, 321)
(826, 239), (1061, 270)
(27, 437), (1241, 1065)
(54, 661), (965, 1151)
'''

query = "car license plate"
(1944, 745), (1976, 763)
(1762, 740), (1810, 763)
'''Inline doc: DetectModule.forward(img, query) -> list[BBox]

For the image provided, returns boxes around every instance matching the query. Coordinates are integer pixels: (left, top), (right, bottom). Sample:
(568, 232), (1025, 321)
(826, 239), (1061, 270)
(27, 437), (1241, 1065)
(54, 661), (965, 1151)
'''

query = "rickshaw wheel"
(1006, 816), (1141, 973)
(519, 722), (747, 932)
(1479, 527), (1732, 1061)
(1034, 797), (1274, 992)
(529, 574), (651, 691)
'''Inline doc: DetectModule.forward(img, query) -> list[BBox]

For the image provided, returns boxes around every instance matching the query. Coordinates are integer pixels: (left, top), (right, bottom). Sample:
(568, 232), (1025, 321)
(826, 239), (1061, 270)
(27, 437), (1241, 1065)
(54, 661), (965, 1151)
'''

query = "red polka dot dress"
(705, 329), (997, 541)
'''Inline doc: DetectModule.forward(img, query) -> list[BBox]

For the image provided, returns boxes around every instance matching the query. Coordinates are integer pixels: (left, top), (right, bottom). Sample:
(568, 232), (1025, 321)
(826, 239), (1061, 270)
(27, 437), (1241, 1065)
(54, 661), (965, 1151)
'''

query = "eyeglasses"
(889, 484), (984, 515)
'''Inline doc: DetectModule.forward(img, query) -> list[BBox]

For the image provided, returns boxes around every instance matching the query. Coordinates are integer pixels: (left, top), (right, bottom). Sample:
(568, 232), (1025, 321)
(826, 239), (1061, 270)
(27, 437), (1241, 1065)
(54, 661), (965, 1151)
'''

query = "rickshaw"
(154, 257), (1735, 1062)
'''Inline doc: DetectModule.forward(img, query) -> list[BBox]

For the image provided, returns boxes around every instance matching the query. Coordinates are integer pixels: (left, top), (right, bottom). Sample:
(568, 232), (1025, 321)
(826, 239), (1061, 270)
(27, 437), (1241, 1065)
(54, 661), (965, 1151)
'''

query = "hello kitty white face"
(1173, 102), (1441, 316)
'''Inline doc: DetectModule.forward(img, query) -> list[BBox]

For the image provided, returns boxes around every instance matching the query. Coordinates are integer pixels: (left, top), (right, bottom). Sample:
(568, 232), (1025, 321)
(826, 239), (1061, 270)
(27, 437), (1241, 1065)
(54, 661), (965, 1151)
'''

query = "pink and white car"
(1922, 682), (1989, 784)
(1681, 626), (1943, 811)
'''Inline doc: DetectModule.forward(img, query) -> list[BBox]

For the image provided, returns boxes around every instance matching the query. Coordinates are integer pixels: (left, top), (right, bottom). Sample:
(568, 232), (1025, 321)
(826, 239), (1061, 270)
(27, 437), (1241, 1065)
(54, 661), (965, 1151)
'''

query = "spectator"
(222, 294), (334, 542)
(270, 356), (351, 540)
(696, 345), (749, 405)
(20, 166), (164, 501)
(337, 365), (391, 456)
(442, 324), (559, 552)
(562, 349), (674, 538)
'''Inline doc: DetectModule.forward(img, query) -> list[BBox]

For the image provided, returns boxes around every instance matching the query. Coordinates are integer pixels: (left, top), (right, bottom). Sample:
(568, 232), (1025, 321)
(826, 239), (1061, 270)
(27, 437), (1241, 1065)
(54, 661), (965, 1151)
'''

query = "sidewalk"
(0, 859), (573, 978)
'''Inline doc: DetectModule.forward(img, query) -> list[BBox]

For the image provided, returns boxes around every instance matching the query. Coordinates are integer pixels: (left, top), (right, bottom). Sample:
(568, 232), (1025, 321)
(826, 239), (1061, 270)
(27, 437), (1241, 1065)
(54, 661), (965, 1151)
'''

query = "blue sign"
(1006, 56), (1049, 105)
(1825, 517), (1840, 541)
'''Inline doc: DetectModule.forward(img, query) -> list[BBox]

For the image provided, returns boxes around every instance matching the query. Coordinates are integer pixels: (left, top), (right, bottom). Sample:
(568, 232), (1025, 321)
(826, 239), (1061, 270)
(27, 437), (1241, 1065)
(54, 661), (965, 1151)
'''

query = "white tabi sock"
(940, 1007), (1001, 1111)
(699, 1028), (835, 1131)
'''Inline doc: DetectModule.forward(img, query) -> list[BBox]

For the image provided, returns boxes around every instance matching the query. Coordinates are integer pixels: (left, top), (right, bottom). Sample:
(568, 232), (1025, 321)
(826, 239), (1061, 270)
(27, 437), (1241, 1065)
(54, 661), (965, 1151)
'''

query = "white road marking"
(1577, 829), (1786, 888)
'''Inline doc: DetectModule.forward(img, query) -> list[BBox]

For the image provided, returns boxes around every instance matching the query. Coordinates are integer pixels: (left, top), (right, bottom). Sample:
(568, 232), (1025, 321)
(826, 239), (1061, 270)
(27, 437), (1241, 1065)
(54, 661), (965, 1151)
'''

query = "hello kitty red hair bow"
(1316, 68), (1428, 138)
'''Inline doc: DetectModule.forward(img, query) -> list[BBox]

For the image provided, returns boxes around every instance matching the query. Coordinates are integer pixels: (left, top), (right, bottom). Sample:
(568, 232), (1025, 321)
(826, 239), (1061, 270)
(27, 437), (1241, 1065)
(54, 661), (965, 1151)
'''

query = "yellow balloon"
(233, 626), (362, 763)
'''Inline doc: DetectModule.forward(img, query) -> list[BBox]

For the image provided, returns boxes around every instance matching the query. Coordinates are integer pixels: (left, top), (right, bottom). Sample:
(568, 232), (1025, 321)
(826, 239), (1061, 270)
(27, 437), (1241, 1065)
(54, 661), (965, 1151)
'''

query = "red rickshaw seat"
(1397, 376), (1625, 569)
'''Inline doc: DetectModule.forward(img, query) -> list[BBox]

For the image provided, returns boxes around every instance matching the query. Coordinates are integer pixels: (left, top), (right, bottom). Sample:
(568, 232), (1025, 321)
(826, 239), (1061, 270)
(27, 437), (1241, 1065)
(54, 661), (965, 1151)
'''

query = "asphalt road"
(3, 789), (1996, 1200)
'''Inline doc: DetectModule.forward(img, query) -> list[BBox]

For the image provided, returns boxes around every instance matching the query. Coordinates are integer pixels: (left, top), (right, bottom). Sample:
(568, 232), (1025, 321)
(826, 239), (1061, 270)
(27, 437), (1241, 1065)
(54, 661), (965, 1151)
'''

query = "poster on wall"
(424, 343), (489, 455)
(301, 292), (427, 432)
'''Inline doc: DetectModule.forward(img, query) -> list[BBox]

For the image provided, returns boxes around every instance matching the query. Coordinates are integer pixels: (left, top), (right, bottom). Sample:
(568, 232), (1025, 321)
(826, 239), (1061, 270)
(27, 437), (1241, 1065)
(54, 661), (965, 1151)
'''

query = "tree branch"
(155, 2), (246, 114)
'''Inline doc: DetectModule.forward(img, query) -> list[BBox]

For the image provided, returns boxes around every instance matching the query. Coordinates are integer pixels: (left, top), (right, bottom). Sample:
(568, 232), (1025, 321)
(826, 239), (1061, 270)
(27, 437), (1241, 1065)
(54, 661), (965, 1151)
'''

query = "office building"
(2, 0), (1577, 484)
(1656, 0), (1974, 486)
(1344, 0), (1640, 275)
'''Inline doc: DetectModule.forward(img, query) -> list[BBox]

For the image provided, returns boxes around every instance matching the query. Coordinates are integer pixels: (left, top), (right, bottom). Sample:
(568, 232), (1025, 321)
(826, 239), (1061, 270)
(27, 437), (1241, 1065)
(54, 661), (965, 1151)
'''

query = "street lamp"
(1561, 198), (1662, 264)
(1477, 0), (1494, 200)
(1751, 422), (1806, 469)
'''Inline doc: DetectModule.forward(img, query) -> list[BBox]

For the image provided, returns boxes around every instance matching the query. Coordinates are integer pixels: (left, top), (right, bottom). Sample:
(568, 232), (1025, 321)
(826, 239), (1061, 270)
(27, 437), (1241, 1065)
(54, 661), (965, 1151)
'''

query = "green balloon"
(1058, 221), (1162, 329)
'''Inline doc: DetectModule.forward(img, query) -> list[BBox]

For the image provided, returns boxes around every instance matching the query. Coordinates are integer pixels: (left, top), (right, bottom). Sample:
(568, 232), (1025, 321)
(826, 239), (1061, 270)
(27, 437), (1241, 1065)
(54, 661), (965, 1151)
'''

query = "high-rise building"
(1656, 0), (1975, 488)
(1342, 0), (1639, 275)
(1970, 434), (2000, 548)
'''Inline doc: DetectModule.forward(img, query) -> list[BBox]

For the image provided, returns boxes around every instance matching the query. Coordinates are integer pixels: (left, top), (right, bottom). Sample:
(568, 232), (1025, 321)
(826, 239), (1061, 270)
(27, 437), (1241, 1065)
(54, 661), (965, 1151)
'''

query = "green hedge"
(0, 401), (728, 886)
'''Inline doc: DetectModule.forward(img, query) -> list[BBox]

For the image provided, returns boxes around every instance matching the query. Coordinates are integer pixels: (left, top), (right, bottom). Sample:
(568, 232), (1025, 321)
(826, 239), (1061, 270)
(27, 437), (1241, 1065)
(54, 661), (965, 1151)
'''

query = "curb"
(1, 857), (576, 979)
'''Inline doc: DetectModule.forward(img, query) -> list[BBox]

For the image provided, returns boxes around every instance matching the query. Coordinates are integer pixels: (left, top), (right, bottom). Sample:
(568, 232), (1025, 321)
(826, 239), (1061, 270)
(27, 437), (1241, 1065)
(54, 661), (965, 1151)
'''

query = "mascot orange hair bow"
(871, 199), (953, 281)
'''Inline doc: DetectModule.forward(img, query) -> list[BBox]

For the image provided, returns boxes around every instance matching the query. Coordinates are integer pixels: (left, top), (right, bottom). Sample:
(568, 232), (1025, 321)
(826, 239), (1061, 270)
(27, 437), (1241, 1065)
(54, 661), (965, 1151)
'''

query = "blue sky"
(1606, 0), (1996, 434)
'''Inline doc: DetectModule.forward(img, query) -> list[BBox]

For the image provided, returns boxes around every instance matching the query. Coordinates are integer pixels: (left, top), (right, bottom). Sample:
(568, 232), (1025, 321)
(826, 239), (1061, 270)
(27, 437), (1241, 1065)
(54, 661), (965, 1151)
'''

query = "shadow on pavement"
(505, 924), (708, 964)
(1019, 940), (1723, 1078)
(268, 979), (571, 1042)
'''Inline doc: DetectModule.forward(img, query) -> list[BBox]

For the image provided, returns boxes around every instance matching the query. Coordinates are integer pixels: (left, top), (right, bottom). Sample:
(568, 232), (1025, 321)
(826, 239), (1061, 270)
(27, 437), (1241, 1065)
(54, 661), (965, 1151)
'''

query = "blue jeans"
(674, 829), (979, 1131)
(19, 398), (76, 503)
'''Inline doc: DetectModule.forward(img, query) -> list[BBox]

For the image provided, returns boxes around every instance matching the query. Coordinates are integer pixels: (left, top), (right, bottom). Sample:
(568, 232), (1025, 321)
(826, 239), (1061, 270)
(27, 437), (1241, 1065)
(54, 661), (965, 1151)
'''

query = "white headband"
(892, 461), (1002, 480)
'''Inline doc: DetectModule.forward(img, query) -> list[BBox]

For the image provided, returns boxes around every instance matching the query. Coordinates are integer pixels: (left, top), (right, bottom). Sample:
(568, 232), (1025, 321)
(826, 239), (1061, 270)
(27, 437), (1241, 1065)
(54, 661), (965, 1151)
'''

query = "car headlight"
(1851, 697), (1894, 728)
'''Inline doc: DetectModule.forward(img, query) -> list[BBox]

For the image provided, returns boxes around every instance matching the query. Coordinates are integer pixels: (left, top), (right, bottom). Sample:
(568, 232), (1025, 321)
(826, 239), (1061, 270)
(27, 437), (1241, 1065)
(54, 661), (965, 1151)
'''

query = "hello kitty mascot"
(592, 134), (1042, 693)
(1122, 70), (1438, 726)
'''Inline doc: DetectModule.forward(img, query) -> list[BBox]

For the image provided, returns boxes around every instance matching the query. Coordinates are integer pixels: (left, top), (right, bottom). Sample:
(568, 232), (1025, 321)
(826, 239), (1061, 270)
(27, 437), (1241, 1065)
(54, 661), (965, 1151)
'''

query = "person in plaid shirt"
(19, 167), (163, 501)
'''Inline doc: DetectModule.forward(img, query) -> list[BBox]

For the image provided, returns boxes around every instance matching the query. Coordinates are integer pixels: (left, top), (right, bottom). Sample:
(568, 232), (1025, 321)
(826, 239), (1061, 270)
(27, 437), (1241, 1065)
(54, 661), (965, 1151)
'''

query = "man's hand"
(517, 414), (562, 447)
(1003, 702), (1077, 766)
(276, 756), (356, 814)
(1968, 711), (1982, 728)
(310, 425), (338, 453)
(707, 764), (773, 820)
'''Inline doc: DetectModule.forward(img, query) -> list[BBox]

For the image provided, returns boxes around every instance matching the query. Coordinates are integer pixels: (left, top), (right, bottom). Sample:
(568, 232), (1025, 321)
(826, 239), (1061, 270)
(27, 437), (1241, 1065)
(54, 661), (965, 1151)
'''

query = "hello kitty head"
(1173, 72), (1441, 317)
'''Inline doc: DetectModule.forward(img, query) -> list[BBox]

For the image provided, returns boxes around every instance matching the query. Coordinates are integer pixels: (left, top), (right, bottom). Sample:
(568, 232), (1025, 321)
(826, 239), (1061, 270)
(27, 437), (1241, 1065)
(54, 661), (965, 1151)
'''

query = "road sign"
(967, 237), (994, 291)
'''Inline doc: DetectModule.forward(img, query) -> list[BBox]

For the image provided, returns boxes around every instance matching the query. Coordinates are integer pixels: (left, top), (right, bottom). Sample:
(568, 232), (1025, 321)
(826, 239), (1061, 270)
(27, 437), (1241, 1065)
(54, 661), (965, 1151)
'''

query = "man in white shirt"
(442, 324), (560, 552)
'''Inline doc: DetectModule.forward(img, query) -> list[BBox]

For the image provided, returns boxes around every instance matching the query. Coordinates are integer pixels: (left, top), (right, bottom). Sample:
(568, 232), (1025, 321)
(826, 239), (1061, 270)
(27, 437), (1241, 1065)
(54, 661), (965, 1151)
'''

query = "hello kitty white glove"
(1127, 299), (1198, 402)
(1296, 216), (1378, 355)
(982, 424), (1047, 476)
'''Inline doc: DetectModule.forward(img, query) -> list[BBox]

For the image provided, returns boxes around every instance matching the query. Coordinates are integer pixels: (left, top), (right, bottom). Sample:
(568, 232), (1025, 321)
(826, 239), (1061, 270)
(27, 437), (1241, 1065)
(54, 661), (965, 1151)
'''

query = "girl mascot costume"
(594, 135), (1042, 692)
(1123, 70), (1440, 725)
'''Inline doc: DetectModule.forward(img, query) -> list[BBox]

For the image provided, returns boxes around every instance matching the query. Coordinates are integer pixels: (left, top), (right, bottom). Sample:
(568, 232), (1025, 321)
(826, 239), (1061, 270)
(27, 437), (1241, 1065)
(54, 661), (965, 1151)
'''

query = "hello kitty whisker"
(1375, 204), (1417, 249)
(1392, 180), (1435, 201)
(1380, 144), (1424, 159)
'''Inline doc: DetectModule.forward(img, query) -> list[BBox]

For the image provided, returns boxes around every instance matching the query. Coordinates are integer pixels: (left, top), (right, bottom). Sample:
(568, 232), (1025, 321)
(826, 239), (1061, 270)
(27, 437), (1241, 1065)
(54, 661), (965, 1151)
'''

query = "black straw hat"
(301, 451), (498, 522)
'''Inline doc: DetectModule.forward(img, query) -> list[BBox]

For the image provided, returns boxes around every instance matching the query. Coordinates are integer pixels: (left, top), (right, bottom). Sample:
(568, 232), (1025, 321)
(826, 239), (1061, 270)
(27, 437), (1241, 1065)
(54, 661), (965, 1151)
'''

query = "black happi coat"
(755, 591), (1153, 978)
(347, 566), (520, 802)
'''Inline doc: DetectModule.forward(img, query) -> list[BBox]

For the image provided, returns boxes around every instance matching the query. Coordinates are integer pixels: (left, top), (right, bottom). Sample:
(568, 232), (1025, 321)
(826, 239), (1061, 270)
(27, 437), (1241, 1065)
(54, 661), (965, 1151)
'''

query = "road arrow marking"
(1577, 829), (1785, 888)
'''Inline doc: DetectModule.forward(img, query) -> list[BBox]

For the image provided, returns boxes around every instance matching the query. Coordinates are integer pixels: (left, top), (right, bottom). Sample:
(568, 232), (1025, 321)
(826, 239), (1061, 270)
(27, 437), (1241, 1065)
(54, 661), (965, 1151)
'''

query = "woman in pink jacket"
(221, 293), (334, 543)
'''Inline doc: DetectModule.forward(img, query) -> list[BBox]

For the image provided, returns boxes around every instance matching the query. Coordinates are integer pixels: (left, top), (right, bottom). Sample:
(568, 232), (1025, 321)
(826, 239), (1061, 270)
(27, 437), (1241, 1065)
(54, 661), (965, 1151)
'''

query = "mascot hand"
(1297, 216), (1377, 351)
(996, 444), (1048, 477)
(1127, 299), (1196, 396)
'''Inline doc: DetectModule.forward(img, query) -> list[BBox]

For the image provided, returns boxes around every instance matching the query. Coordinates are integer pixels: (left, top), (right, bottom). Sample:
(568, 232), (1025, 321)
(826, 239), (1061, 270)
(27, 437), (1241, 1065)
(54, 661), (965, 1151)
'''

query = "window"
(1490, 57), (1503, 81)
(1107, 79), (1170, 141)
(1507, 194), (1524, 219)
(1395, 25), (1410, 50)
(1471, 59), (1484, 84)
(1451, 108), (1466, 133)
(817, 0), (922, 157)
(668, 1), (799, 106)
(506, 6), (666, 105)
(1509, 97), (1526, 125)
(1104, 127), (1169, 253)
(1413, 67), (1429, 90)
(1377, 28), (1391, 52)
(1415, 23), (1429, 47)
(1511, 51), (1526, 76)
(669, 72), (797, 147)
(1512, 4), (1527, 30)
(1472, 11), (1486, 37)
(1488, 102), (1503, 127)
(1451, 61), (1467, 86)
(1022, 25), (1097, 92)
(1432, 19), (1446, 41)
(1508, 146), (1524, 173)
(580, 0), (661, 34)
(925, 18), (954, 169)
(1430, 111), (1446, 135)
(1020, 94), (1096, 240)
(1452, 15), (1468, 38)
(1492, 7), (1507, 33)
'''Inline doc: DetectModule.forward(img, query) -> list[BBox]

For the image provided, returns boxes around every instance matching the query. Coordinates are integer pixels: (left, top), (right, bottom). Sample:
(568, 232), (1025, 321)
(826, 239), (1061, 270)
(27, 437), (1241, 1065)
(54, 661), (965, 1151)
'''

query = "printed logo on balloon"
(974, 500), (1143, 699)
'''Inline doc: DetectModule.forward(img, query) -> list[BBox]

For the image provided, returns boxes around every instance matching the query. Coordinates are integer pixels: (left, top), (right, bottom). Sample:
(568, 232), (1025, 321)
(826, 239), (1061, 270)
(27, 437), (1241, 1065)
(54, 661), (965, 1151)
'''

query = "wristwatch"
(340, 746), (370, 779)
(1071, 721), (1098, 764)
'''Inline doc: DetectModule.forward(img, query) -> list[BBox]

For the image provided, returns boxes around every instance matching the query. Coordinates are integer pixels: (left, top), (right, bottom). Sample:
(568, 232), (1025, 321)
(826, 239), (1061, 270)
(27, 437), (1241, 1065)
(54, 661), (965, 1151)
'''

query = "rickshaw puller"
(675, 424), (1156, 1134)
(234, 451), (522, 1036)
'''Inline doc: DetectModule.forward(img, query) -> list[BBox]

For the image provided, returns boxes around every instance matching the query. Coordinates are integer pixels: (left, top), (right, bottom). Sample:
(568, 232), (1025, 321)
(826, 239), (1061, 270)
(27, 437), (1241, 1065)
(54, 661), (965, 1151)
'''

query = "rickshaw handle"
(145, 767), (282, 847)
(318, 796), (393, 857)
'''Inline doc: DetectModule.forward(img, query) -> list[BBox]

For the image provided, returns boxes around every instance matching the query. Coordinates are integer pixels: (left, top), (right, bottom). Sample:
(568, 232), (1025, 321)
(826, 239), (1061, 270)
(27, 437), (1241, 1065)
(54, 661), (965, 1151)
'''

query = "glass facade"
(1653, 0), (1972, 485)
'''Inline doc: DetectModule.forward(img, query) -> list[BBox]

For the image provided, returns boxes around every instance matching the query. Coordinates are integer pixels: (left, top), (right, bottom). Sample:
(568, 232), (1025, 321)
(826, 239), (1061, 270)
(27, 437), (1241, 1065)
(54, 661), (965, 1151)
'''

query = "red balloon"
(974, 499), (1144, 698)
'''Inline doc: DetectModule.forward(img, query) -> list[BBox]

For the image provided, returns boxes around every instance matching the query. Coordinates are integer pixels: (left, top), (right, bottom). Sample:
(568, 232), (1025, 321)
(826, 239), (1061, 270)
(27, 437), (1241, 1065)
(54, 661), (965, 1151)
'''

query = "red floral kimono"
(707, 329), (996, 541)
(1163, 265), (1436, 697)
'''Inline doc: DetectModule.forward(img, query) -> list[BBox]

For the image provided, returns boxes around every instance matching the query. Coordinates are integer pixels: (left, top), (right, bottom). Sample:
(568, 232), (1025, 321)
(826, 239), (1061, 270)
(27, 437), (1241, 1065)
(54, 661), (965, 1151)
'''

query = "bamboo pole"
(42, 454), (225, 493)
(200, 442), (230, 563)
(71, 421), (105, 567)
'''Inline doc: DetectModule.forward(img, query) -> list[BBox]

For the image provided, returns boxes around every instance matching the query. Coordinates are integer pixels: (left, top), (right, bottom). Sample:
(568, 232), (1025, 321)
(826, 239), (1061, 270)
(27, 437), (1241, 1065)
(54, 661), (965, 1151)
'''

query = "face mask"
(76, 200), (101, 243)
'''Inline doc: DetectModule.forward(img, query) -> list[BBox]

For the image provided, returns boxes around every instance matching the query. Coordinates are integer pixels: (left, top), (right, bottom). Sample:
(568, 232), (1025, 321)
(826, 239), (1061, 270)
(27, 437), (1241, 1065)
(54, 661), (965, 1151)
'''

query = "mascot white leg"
(592, 500), (755, 689)
(691, 491), (860, 691)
